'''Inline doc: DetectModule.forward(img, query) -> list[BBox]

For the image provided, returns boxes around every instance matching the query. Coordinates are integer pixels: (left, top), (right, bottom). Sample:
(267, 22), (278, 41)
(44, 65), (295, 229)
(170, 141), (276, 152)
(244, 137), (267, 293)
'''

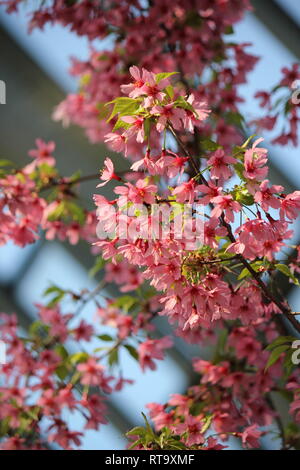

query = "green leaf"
(238, 261), (263, 280)
(89, 256), (106, 278)
(55, 365), (69, 380)
(124, 344), (139, 361)
(70, 352), (89, 364)
(0, 159), (14, 167)
(265, 344), (290, 371)
(44, 285), (65, 296)
(113, 119), (131, 132)
(165, 85), (174, 99)
(54, 344), (69, 360)
(43, 284), (66, 307)
(112, 295), (138, 313)
(234, 162), (247, 181)
(47, 201), (66, 221)
(126, 426), (146, 437)
(224, 25), (234, 35)
(141, 412), (153, 435)
(225, 111), (245, 130)
(200, 139), (220, 151)
(98, 334), (113, 342)
(96, 102), (110, 120)
(106, 97), (141, 122)
(29, 321), (49, 337)
(155, 72), (178, 83)
(232, 186), (254, 206)
(174, 96), (195, 113)
(128, 438), (144, 450)
(265, 336), (295, 351)
(201, 414), (213, 434)
(143, 118), (151, 141)
(65, 201), (85, 225)
(275, 264), (300, 286)
(241, 134), (256, 149)
(108, 348), (119, 367)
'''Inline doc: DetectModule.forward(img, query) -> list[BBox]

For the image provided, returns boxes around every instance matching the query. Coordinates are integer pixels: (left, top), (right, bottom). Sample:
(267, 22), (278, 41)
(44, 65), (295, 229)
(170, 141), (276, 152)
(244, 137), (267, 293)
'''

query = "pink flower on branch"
(97, 157), (122, 187)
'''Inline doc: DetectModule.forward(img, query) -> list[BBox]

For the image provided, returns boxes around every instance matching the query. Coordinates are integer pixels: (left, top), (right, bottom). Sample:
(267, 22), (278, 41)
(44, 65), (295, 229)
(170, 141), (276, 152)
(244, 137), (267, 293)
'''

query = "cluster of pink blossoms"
(1, 0), (300, 452)
(2, 0), (258, 156)
(0, 294), (172, 450)
(254, 63), (300, 147)
(0, 138), (99, 248)
(94, 69), (300, 333)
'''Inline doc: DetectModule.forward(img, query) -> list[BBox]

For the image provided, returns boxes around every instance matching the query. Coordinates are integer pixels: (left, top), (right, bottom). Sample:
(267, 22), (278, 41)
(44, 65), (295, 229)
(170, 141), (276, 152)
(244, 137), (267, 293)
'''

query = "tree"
(0, 0), (300, 450)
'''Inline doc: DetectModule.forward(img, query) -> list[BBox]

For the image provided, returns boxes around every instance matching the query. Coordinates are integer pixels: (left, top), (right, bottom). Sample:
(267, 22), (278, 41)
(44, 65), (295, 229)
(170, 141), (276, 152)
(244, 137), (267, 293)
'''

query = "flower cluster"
(94, 71), (300, 334)
(0, 292), (172, 449)
(1, 0), (300, 453)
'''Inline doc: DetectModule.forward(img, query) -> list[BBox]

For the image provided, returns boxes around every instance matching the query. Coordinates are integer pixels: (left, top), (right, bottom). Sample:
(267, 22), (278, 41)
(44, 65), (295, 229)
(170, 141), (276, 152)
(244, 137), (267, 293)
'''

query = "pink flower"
(166, 154), (189, 179)
(240, 424), (263, 449)
(254, 180), (283, 211)
(138, 336), (173, 371)
(122, 116), (145, 143)
(73, 320), (94, 341)
(120, 66), (149, 98)
(204, 217), (227, 249)
(48, 429), (83, 450)
(243, 138), (268, 181)
(139, 71), (169, 107)
(131, 149), (174, 176)
(254, 91), (271, 108)
(104, 133), (127, 156)
(173, 179), (198, 203)
(77, 358), (105, 386)
(173, 415), (205, 447)
(280, 63), (300, 87)
(151, 103), (185, 132)
(197, 180), (222, 205)
(183, 94), (210, 132)
(37, 390), (61, 416)
(28, 138), (56, 167)
(114, 178), (157, 204)
(280, 191), (300, 220)
(211, 194), (241, 223)
(97, 157), (121, 187)
(207, 148), (237, 181)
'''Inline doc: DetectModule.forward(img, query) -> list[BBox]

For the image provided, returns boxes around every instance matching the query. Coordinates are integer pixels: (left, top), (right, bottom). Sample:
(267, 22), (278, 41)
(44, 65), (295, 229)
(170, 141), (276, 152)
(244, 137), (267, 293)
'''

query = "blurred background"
(0, 0), (300, 450)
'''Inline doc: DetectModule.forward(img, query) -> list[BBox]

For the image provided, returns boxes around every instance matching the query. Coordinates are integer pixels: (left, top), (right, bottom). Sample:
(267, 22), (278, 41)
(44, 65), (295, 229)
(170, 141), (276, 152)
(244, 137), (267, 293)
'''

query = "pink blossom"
(211, 194), (241, 223)
(122, 116), (145, 143)
(28, 138), (56, 167)
(280, 191), (300, 220)
(173, 179), (198, 203)
(207, 148), (237, 181)
(97, 157), (121, 187)
(183, 94), (210, 132)
(151, 103), (185, 132)
(104, 133), (127, 156)
(240, 424), (263, 449)
(254, 180), (283, 211)
(243, 138), (268, 181)
(120, 66), (148, 98)
(173, 415), (205, 446)
(138, 336), (173, 371)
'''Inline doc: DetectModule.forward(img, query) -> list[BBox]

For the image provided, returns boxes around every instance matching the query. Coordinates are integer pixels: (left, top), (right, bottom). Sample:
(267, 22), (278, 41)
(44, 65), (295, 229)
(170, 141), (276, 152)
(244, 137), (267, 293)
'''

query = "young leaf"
(124, 344), (139, 361)
(108, 348), (119, 367)
(106, 97), (141, 122)
(155, 72), (178, 83)
(275, 263), (300, 286)
(98, 334), (113, 342)
(265, 344), (290, 371)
